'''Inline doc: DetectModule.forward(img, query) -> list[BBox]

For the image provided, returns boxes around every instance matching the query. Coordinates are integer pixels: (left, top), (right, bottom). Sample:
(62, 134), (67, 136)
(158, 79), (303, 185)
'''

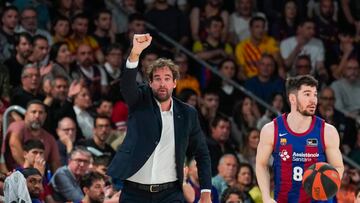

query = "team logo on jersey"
(279, 149), (291, 161)
(280, 138), (287, 146)
(306, 138), (318, 147)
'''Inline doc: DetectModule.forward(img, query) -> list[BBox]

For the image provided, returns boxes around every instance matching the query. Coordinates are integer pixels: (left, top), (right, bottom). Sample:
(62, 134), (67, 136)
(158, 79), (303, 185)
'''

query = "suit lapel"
(152, 98), (162, 142)
(173, 101), (183, 164)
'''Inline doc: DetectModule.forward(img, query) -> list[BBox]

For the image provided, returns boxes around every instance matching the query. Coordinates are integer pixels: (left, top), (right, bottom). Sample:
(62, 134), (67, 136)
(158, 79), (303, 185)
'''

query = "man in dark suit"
(107, 34), (212, 203)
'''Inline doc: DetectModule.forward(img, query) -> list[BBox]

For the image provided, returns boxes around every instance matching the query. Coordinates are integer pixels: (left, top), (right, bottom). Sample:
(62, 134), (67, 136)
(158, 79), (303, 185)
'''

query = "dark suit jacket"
(107, 65), (212, 189)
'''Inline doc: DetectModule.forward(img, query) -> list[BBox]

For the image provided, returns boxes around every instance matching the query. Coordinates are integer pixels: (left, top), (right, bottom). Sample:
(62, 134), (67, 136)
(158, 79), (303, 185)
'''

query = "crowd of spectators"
(1, 0), (360, 202)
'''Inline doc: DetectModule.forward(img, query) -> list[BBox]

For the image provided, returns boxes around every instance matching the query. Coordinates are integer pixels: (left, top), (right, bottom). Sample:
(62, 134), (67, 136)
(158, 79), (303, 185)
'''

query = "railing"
(145, 22), (281, 116)
(145, 22), (360, 170)
(1, 105), (26, 164)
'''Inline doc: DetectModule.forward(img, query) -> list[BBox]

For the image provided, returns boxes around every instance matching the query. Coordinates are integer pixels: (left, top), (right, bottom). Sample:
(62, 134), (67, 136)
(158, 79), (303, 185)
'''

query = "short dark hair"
(26, 100), (46, 111)
(21, 167), (42, 179)
(202, 87), (219, 98)
(128, 13), (145, 23)
(21, 6), (37, 16)
(94, 115), (111, 127)
(71, 12), (88, 23)
(218, 58), (236, 71)
(94, 8), (112, 20)
(210, 114), (230, 128)
(298, 18), (315, 27)
(296, 55), (311, 64)
(177, 88), (198, 102)
(80, 171), (105, 192)
(23, 139), (45, 152)
(205, 16), (223, 28)
(104, 43), (123, 56)
(249, 16), (266, 27)
(93, 155), (111, 166)
(14, 32), (32, 47)
(32, 34), (48, 45)
(220, 187), (244, 203)
(285, 75), (318, 96)
(1, 5), (18, 19)
(49, 41), (68, 62)
(237, 162), (254, 183)
(51, 16), (70, 35)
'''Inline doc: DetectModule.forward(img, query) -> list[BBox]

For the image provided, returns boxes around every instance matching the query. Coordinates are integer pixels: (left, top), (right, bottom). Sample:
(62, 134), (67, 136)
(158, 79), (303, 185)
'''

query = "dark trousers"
(119, 182), (185, 203)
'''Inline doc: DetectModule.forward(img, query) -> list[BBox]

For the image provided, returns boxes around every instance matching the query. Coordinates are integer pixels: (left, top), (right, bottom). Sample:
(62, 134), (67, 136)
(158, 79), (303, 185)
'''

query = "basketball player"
(256, 75), (344, 203)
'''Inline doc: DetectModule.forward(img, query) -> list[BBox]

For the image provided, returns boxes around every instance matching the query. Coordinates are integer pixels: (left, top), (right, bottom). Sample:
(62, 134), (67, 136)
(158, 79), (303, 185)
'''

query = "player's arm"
(324, 123), (344, 179)
(256, 122), (276, 202)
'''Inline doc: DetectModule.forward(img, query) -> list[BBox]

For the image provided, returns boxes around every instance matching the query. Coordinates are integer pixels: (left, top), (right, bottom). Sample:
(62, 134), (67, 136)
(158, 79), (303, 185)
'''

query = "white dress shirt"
(126, 59), (177, 184)
(127, 100), (177, 184)
(125, 59), (211, 193)
(73, 106), (94, 139)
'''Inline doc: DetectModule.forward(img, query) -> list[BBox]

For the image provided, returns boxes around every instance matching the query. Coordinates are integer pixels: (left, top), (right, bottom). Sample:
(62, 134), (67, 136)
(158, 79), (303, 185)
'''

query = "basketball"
(302, 162), (341, 200)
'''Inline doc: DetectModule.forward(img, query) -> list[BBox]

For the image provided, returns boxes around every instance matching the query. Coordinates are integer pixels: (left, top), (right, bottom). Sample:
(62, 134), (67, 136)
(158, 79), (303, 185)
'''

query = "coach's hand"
(129, 33), (152, 62)
(199, 192), (212, 203)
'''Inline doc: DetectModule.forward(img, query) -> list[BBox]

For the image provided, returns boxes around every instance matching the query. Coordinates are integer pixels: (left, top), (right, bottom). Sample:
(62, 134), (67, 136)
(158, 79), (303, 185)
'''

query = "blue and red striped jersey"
(272, 114), (335, 203)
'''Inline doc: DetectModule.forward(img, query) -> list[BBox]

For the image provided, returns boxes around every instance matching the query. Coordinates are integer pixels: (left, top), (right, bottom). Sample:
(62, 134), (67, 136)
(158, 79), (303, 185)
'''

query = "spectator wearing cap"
(50, 147), (92, 202)
(4, 100), (60, 172)
(111, 101), (128, 132)
(108, 101), (128, 150)
(79, 116), (115, 159)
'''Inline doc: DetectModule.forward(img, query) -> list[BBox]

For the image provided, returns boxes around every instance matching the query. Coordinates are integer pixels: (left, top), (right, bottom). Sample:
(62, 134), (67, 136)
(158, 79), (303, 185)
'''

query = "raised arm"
(120, 34), (152, 107)
(324, 123), (344, 179)
(256, 122), (277, 203)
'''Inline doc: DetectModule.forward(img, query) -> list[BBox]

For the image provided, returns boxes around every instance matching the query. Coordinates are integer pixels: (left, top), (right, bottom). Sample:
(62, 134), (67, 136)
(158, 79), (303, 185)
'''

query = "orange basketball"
(302, 162), (341, 200)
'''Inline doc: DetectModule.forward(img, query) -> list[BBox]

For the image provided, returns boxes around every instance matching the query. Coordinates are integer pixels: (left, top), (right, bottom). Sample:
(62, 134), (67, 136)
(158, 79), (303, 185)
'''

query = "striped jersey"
(272, 114), (335, 203)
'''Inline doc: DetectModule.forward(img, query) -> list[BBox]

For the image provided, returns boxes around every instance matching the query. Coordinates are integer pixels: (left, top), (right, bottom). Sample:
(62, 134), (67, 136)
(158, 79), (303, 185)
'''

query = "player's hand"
(131, 34), (152, 56)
